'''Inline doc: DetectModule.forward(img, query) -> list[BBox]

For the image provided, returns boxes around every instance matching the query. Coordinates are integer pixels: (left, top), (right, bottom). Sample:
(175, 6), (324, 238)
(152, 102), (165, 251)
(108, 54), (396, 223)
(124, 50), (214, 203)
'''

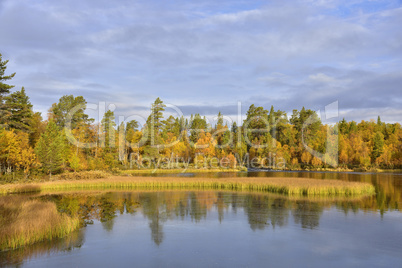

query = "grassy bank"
(0, 196), (80, 251)
(0, 176), (375, 196)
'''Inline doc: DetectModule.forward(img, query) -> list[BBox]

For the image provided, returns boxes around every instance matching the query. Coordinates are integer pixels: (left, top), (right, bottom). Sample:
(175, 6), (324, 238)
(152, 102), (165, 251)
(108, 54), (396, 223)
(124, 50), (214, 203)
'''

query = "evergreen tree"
(189, 113), (207, 143)
(101, 110), (116, 149)
(173, 118), (181, 137)
(29, 112), (46, 147)
(290, 107), (321, 142)
(126, 120), (139, 133)
(377, 116), (382, 126)
(339, 118), (348, 135)
(273, 109), (288, 145)
(372, 131), (385, 161)
(145, 97), (166, 146)
(4, 87), (33, 132)
(216, 111), (224, 128)
(0, 53), (15, 96)
(349, 121), (357, 133)
(162, 115), (179, 137)
(142, 98), (166, 160)
(35, 120), (64, 176)
(99, 110), (118, 169)
(244, 104), (269, 144)
(231, 122), (238, 134)
(147, 98), (166, 134)
(268, 105), (275, 128)
(214, 111), (226, 147)
(0, 53), (16, 128)
(49, 95), (93, 129)
(178, 116), (186, 133)
(376, 115), (385, 134)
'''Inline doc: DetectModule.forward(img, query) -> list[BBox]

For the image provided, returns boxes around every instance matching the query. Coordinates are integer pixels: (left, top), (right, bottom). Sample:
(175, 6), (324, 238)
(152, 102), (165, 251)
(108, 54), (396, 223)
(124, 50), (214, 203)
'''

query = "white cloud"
(309, 73), (336, 83)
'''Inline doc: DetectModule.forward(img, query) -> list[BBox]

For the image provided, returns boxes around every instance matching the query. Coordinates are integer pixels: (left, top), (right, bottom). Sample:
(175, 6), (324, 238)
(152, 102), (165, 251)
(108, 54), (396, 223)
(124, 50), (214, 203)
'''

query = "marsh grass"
(0, 184), (41, 195)
(37, 188), (369, 203)
(0, 228), (84, 266)
(1, 176), (375, 196)
(0, 196), (80, 251)
(51, 170), (110, 181)
(119, 168), (246, 175)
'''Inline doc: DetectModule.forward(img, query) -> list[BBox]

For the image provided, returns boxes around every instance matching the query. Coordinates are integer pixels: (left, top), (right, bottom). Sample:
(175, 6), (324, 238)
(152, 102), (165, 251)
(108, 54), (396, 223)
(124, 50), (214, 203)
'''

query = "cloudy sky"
(1, 0), (401, 125)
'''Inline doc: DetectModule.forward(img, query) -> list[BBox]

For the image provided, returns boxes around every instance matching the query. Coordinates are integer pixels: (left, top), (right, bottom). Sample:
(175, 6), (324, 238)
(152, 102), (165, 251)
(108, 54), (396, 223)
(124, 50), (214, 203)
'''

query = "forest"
(1, 53), (401, 181)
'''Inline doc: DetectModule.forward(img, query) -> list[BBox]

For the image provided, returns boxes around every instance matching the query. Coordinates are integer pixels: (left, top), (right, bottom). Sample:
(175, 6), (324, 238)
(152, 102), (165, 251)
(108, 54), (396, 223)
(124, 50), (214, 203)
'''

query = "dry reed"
(1, 176), (375, 196)
(0, 196), (80, 251)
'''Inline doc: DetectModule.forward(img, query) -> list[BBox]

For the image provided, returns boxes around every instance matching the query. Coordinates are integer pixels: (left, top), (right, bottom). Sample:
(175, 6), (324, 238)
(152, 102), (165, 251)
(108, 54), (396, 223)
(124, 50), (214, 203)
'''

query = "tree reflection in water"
(2, 186), (401, 265)
(37, 188), (400, 244)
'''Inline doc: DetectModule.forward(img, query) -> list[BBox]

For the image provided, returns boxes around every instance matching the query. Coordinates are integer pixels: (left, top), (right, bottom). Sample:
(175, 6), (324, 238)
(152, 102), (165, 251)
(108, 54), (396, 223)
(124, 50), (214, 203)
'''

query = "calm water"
(1, 171), (402, 267)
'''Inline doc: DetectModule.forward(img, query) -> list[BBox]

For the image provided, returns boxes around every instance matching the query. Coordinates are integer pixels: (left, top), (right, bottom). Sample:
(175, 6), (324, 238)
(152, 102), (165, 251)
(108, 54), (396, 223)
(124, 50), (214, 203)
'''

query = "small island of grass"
(1, 175), (375, 196)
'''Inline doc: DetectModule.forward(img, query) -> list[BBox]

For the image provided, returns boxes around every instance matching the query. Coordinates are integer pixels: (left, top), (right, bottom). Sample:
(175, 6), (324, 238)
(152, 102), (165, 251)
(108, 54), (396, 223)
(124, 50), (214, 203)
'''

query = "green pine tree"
(126, 120), (139, 133)
(4, 87), (33, 132)
(144, 97), (166, 149)
(216, 111), (224, 128)
(49, 95), (93, 129)
(189, 113), (207, 143)
(0, 53), (15, 96)
(101, 109), (116, 150)
(0, 53), (16, 128)
(146, 97), (166, 141)
(35, 120), (65, 176)
(372, 131), (385, 161)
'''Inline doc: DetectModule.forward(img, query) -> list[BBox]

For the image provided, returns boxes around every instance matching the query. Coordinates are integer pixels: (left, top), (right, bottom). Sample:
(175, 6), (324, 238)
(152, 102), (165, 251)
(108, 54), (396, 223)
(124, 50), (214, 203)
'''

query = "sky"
(1, 0), (401, 126)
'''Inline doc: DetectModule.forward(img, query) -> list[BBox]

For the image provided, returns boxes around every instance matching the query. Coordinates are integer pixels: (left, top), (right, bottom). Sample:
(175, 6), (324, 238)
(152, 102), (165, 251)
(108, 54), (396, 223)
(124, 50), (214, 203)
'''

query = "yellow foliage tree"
(0, 130), (38, 175)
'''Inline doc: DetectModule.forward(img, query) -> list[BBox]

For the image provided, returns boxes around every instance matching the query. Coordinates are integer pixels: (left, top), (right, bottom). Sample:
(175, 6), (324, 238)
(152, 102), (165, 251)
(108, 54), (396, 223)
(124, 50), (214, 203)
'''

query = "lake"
(1, 171), (402, 267)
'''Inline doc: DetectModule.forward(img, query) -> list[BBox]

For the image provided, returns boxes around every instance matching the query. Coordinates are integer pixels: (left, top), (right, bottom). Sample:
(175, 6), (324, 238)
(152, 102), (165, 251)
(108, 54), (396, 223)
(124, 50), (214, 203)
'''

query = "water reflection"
(130, 170), (402, 212)
(0, 228), (85, 266)
(39, 190), (398, 241)
(1, 189), (401, 267)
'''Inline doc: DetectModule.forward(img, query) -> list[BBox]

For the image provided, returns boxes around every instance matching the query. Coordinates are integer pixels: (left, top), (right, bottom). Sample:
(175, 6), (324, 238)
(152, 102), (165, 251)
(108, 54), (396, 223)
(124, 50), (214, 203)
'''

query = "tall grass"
(51, 170), (110, 181)
(119, 167), (247, 175)
(0, 196), (80, 251)
(0, 184), (41, 194)
(1, 176), (375, 196)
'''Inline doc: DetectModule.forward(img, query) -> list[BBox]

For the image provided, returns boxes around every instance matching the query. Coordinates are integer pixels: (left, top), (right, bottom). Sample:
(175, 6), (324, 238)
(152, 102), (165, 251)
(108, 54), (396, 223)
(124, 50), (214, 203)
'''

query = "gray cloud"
(1, 0), (401, 122)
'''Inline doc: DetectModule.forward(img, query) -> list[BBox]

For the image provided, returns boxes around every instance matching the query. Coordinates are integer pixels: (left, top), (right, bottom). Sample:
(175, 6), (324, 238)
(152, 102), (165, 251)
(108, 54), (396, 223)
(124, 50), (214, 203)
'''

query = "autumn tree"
(0, 130), (38, 176)
(194, 131), (216, 164)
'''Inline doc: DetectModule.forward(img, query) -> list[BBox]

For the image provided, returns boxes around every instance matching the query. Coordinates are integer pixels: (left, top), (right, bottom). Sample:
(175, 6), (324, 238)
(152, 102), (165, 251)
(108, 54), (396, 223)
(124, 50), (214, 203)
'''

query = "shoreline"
(1, 167), (401, 185)
(120, 167), (402, 174)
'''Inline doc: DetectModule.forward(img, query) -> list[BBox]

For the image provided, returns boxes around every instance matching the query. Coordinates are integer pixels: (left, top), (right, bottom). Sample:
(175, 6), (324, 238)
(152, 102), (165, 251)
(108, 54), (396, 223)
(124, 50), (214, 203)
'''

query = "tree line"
(1, 53), (401, 180)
